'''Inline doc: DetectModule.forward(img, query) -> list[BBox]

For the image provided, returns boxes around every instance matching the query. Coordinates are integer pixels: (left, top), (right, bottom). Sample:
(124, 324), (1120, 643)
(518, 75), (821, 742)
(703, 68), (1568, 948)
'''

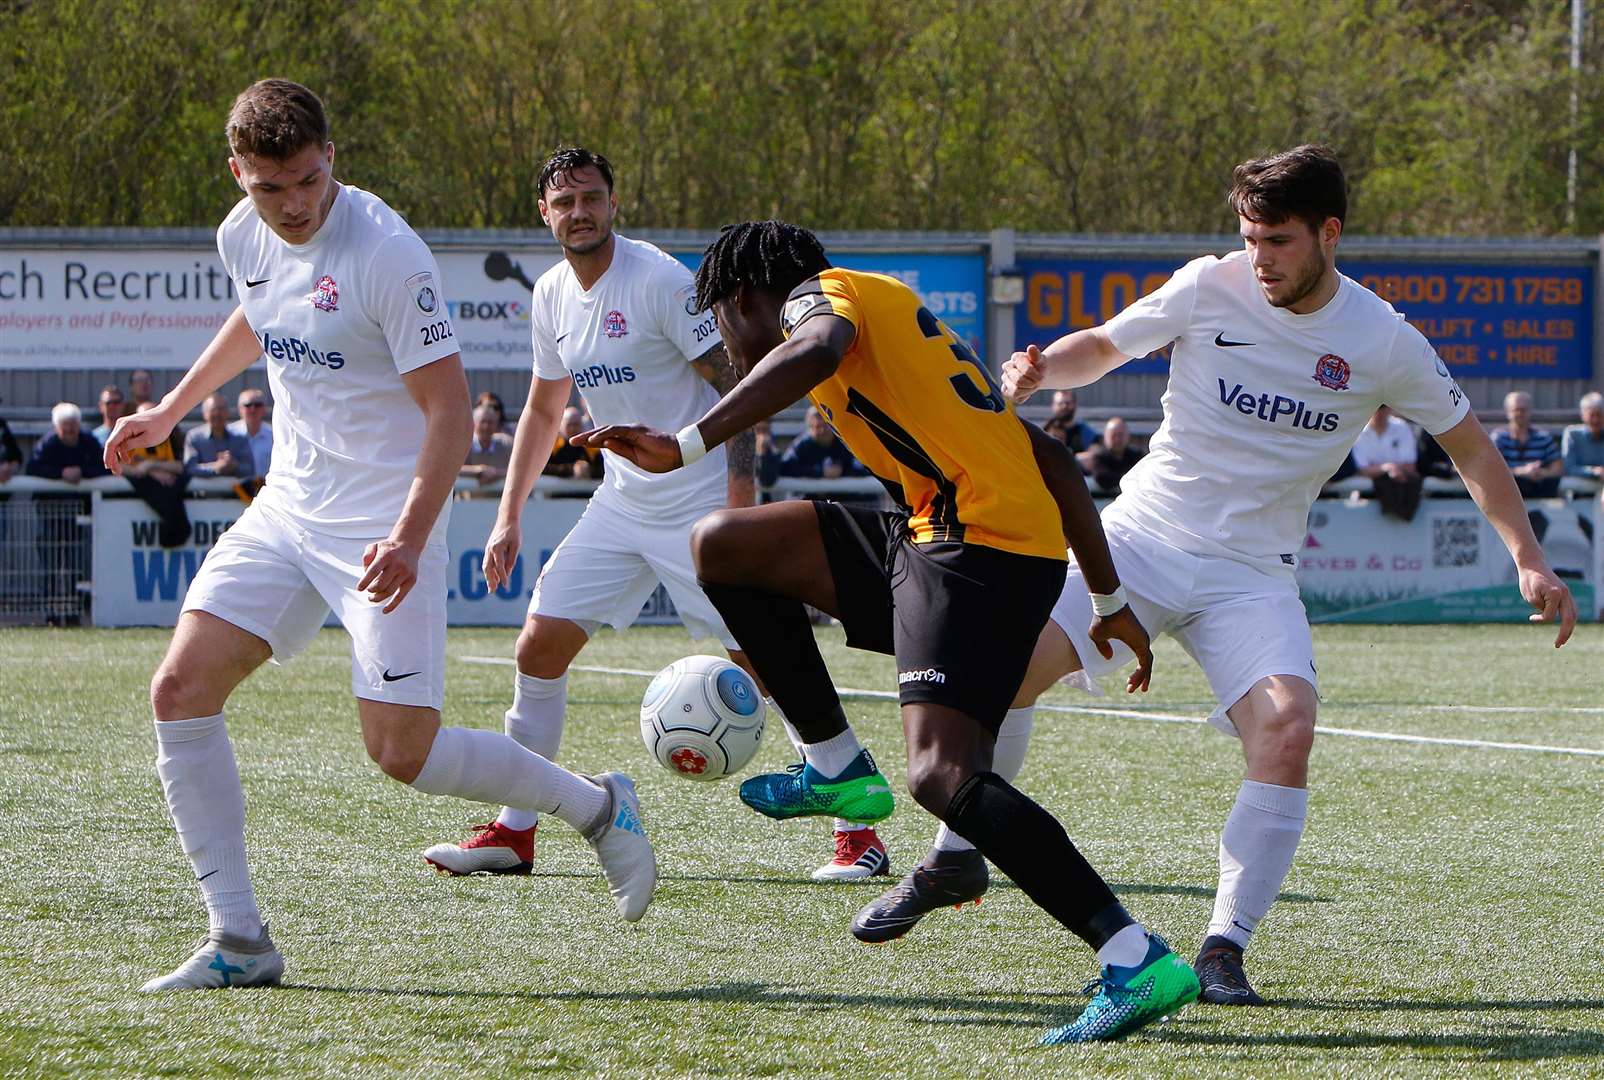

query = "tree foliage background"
(2, 0), (1600, 236)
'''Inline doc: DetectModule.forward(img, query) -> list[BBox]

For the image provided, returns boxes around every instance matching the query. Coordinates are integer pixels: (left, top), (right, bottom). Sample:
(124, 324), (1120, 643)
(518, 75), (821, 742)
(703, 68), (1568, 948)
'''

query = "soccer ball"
(639, 655), (766, 781)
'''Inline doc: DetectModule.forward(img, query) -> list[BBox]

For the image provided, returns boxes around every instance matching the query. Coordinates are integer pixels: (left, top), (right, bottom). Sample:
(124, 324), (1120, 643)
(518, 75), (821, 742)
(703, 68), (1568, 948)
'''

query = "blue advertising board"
(1018, 256), (1594, 379)
(676, 250), (986, 358)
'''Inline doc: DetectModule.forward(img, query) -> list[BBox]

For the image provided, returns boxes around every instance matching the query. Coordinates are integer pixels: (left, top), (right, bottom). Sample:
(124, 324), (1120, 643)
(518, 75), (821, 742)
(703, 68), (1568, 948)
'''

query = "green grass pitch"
(1, 623), (1601, 1077)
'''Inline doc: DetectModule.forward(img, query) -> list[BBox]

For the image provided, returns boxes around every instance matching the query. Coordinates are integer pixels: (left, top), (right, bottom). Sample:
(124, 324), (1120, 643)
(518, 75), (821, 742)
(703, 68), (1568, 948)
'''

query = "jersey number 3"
(917, 307), (1004, 413)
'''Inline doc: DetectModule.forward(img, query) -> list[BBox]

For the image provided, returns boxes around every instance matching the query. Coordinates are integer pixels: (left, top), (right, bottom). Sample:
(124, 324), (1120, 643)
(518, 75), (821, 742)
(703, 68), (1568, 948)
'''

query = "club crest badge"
(405, 271), (438, 315)
(310, 274), (339, 313)
(1312, 353), (1351, 391)
(603, 309), (629, 338)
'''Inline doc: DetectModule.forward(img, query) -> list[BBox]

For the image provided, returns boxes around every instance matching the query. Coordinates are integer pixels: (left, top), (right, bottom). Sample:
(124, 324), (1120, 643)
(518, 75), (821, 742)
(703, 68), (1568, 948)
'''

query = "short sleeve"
(1102, 256), (1208, 358)
(782, 274), (859, 341)
(364, 233), (457, 375)
(648, 258), (721, 362)
(1383, 322), (1471, 436)
(530, 280), (568, 381)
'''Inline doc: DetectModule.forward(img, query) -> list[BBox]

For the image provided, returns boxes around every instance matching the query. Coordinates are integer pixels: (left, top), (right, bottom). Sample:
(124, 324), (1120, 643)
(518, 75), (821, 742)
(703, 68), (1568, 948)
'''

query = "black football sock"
(945, 771), (1134, 950)
(696, 579), (848, 741)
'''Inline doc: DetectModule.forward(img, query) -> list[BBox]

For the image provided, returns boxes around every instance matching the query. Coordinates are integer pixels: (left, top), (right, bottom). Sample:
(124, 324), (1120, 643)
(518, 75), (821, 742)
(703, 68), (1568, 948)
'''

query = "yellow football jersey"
(780, 268), (1064, 561)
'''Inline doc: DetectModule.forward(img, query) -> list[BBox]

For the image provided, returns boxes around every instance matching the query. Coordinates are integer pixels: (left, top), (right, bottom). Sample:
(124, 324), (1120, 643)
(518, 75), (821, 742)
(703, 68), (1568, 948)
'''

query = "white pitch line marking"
(457, 657), (1604, 758)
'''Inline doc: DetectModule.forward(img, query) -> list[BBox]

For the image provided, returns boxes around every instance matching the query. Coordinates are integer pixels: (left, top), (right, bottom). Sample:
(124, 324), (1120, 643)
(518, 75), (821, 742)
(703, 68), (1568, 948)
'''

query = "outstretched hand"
(571, 424), (683, 473)
(102, 408), (177, 475)
(1001, 344), (1049, 404)
(1519, 565), (1577, 647)
(1088, 606), (1153, 693)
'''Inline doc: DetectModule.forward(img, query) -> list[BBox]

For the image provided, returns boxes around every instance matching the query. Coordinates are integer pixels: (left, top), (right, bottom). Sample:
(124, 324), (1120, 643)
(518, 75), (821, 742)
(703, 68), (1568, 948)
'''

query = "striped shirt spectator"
(1492, 391), (1561, 498)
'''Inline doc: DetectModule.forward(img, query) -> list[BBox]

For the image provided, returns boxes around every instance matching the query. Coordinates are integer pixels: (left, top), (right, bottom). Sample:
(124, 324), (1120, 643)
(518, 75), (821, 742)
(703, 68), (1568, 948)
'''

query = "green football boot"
(739, 750), (894, 824)
(1040, 932), (1200, 1045)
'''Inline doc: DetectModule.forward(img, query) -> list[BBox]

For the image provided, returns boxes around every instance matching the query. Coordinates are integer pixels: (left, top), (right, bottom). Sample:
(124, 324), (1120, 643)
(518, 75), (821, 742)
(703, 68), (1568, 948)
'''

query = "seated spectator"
(183, 393), (254, 479)
(228, 389), (273, 480)
(546, 406), (602, 479)
(754, 419), (781, 489)
(1351, 405), (1423, 520)
(129, 368), (156, 410)
(462, 403), (515, 486)
(1043, 389), (1100, 452)
(1077, 416), (1145, 494)
(475, 390), (514, 436)
(92, 385), (127, 444)
(27, 402), (109, 483)
(0, 402), (20, 484)
(1492, 390), (1562, 498)
(1560, 391), (1604, 481)
(780, 406), (866, 480)
(124, 401), (190, 547)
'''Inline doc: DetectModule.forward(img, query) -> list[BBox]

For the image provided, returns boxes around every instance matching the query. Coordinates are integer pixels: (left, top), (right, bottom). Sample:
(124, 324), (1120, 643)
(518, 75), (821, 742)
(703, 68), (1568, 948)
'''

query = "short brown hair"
(1228, 144), (1347, 230)
(226, 79), (328, 160)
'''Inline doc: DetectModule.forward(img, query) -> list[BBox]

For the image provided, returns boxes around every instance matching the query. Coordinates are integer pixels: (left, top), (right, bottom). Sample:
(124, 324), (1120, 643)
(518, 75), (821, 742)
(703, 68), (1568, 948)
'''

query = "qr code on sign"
(1432, 516), (1480, 568)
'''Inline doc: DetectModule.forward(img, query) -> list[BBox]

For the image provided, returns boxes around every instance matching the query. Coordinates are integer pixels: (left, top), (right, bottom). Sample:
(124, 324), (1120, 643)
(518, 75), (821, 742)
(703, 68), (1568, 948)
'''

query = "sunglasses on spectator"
(241, 401), (267, 408)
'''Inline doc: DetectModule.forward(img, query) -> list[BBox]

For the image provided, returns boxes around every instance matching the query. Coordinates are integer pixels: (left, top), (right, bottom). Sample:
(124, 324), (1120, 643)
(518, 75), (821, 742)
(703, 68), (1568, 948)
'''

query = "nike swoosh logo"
(1214, 332), (1255, 348)
(197, 869), (220, 882)
(555, 332), (571, 344)
(245, 277), (271, 288)
(382, 668), (421, 682)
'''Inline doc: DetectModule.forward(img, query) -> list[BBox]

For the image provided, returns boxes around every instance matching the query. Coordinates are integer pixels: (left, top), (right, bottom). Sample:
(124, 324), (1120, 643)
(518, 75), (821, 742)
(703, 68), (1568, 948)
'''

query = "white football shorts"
(182, 500), (447, 710)
(1049, 515), (1317, 736)
(529, 493), (737, 649)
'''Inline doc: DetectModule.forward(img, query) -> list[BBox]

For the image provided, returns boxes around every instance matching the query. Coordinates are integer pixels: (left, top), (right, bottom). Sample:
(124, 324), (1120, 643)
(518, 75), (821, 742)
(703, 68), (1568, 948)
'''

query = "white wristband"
(675, 423), (707, 466)
(1090, 585), (1128, 617)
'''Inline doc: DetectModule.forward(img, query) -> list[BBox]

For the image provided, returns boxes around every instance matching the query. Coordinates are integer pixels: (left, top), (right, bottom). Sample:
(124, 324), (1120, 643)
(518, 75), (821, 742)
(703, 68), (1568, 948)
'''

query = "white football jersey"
(1101, 250), (1469, 565)
(531, 234), (725, 520)
(217, 185), (458, 541)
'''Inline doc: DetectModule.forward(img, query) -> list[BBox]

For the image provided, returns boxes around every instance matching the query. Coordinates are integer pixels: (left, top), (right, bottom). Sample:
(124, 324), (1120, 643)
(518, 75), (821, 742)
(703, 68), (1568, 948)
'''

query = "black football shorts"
(812, 500), (1066, 734)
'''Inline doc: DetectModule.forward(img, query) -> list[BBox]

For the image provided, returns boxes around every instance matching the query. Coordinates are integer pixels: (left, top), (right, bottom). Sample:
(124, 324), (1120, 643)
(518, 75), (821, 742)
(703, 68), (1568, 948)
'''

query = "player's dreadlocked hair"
(693, 221), (831, 312)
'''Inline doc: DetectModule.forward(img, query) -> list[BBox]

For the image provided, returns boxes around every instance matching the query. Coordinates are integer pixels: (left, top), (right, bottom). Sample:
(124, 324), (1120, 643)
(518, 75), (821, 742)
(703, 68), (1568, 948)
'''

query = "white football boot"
(140, 924), (285, 992)
(584, 773), (657, 922)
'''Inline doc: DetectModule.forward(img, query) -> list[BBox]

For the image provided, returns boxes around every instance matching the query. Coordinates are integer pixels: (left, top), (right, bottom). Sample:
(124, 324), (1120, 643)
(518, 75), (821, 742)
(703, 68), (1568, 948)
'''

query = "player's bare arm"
(103, 307), (261, 473)
(691, 341), (757, 507)
(1434, 412), (1577, 645)
(1002, 332), (1128, 404)
(576, 314), (852, 472)
(1024, 419), (1153, 692)
(357, 353), (471, 614)
(481, 375), (572, 592)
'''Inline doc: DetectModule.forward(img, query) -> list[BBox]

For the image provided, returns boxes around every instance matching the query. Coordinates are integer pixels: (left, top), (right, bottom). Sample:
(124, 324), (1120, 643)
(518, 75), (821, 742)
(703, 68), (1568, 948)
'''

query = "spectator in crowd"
(1043, 388), (1101, 452)
(1351, 405), (1423, 520)
(26, 402), (109, 483)
(129, 369), (156, 410)
(0, 401), (21, 484)
(462, 403), (515, 487)
(123, 400), (191, 547)
(780, 406), (866, 480)
(227, 388), (273, 480)
(475, 390), (514, 435)
(1493, 390), (1562, 498)
(545, 406), (602, 479)
(1077, 416), (1145, 494)
(183, 393), (254, 479)
(92, 385), (127, 444)
(754, 419), (781, 489)
(1561, 391), (1604, 481)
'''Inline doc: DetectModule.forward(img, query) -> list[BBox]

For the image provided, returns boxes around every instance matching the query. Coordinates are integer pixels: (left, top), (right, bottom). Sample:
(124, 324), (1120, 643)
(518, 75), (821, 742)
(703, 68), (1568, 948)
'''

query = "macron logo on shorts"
(898, 668), (947, 686)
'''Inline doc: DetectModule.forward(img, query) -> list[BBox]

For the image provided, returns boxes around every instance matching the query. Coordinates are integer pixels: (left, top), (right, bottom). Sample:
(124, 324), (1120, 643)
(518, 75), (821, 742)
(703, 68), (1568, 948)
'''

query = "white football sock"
(934, 706), (1034, 854)
(773, 699), (860, 833)
(496, 671), (567, 832)
(411, 726), (608, 835)
(802, 726), (864, 779)
(1096, 923), (1151, 969)
(1207, 779), (1309, 949)
(153, 713), (261, 938)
